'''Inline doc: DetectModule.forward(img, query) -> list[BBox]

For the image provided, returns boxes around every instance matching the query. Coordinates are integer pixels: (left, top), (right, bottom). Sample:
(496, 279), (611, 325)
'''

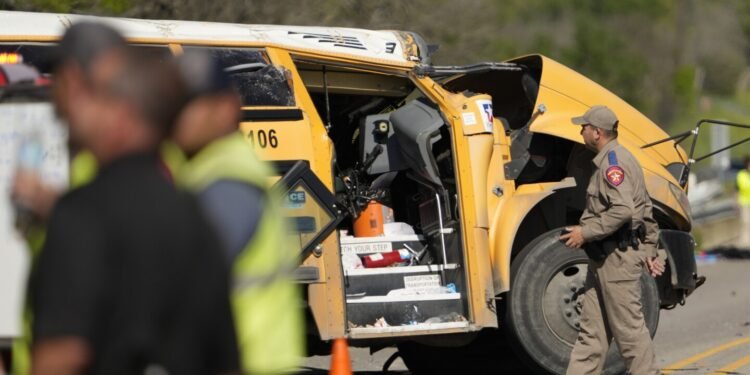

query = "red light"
(0, 53), (23, 64)
(35, 76), (51, 86)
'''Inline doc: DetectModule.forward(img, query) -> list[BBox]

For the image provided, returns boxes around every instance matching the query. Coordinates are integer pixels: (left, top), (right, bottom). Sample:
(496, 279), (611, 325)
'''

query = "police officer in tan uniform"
(560, 105), (666, 375)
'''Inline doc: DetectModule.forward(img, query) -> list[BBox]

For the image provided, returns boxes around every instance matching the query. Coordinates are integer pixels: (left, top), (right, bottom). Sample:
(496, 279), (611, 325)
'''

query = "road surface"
(301, 257), (750, 374)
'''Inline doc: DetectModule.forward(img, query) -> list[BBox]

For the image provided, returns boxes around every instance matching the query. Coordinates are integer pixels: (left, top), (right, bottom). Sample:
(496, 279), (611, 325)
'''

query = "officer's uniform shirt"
(579, 139), (659, 258)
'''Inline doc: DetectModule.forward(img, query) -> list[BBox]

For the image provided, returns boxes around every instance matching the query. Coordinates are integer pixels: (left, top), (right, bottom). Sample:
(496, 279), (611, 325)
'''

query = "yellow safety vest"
(738, 169), (750, 206)
(177, 132), (304, 374)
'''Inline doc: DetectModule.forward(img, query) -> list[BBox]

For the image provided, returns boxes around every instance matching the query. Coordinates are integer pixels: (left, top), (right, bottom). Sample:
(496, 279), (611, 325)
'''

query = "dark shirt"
(31, 153), (239, 375)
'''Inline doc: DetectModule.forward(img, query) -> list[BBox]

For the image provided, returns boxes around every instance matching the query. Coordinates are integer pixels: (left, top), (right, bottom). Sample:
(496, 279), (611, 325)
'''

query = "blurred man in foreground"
(10, 23), (128, 375)
(30, 24), (239, 375)
(174, 51), (304, 374)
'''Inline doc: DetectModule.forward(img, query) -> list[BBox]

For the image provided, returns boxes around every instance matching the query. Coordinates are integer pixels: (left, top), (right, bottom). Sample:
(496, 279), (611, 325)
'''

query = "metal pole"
(695, 137), (750, 163)
(435, 193), (448, 282)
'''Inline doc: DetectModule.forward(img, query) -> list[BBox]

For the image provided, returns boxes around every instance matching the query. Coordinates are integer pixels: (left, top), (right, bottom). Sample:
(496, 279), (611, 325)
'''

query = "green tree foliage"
(673, 65), (697, 111)
(561, 19), (651, 114)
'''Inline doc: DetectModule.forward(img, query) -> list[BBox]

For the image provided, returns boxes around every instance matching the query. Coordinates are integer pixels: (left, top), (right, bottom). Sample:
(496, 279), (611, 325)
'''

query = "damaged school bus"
(0, 11), (702, 374)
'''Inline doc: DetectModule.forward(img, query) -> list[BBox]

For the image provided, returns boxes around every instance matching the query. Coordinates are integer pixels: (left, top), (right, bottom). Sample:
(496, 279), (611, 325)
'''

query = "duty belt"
(616, 224), (646, 251)
(584, 224), (645, 261)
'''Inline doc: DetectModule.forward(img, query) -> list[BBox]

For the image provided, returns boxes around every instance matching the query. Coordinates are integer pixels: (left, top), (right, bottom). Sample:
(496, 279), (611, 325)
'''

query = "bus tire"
(506, 228), (660, 375)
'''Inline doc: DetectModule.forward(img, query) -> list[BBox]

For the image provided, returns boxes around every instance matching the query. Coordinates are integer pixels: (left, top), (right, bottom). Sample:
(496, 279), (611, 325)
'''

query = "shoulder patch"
(605, 165), (625, 186)
(607, 150), (618, 166)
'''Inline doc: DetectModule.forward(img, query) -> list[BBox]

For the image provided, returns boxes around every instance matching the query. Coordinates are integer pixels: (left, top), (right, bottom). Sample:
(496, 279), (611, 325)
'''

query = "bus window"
(182, 47), (294, 107)
(130, 45), (173, 61)
(0, 43), (172, 74)
(0, 44), (56, 73)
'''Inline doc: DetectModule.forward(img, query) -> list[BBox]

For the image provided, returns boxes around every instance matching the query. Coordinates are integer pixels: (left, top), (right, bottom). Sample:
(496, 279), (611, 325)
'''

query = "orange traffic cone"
(329, 337), (353, 375)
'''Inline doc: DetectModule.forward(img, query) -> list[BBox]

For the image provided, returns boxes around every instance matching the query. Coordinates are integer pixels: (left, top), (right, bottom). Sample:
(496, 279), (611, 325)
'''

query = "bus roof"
(0, 11), (427, 65)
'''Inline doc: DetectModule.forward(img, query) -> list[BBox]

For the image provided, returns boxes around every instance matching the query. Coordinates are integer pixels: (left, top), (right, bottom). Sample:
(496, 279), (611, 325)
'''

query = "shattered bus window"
(184, 47), (295, 107)
(231, 65), (294, 107)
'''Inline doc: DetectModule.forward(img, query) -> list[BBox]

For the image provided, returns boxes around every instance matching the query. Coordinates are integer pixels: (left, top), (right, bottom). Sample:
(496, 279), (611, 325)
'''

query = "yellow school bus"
(0, 11), (701, 374)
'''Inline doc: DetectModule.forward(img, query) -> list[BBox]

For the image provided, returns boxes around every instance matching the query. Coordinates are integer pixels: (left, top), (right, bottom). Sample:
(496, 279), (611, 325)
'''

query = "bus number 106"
(247, 129), (278, 148)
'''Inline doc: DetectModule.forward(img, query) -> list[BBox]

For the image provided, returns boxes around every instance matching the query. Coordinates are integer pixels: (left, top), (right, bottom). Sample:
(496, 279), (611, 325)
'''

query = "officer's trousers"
(566, 246), (659, 375)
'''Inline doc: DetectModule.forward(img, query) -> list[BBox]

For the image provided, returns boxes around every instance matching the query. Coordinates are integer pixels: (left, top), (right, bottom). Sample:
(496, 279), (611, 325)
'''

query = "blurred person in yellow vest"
(737, 155), (750, 249)
(173, 50), (304, 374)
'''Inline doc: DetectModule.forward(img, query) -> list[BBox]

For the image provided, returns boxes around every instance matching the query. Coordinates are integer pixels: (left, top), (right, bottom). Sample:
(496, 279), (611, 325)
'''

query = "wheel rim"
(541, 260), (588, 346)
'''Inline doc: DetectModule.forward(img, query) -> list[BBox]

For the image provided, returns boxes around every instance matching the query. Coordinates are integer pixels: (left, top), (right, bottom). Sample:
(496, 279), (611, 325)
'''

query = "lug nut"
(563, 297), (571, 303)
(565, 309), (572, 317)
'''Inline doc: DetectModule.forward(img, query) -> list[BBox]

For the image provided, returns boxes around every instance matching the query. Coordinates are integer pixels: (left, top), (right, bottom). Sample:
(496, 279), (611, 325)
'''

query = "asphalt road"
(300, 257), (750, 374)
(655, 257), (750, 374)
